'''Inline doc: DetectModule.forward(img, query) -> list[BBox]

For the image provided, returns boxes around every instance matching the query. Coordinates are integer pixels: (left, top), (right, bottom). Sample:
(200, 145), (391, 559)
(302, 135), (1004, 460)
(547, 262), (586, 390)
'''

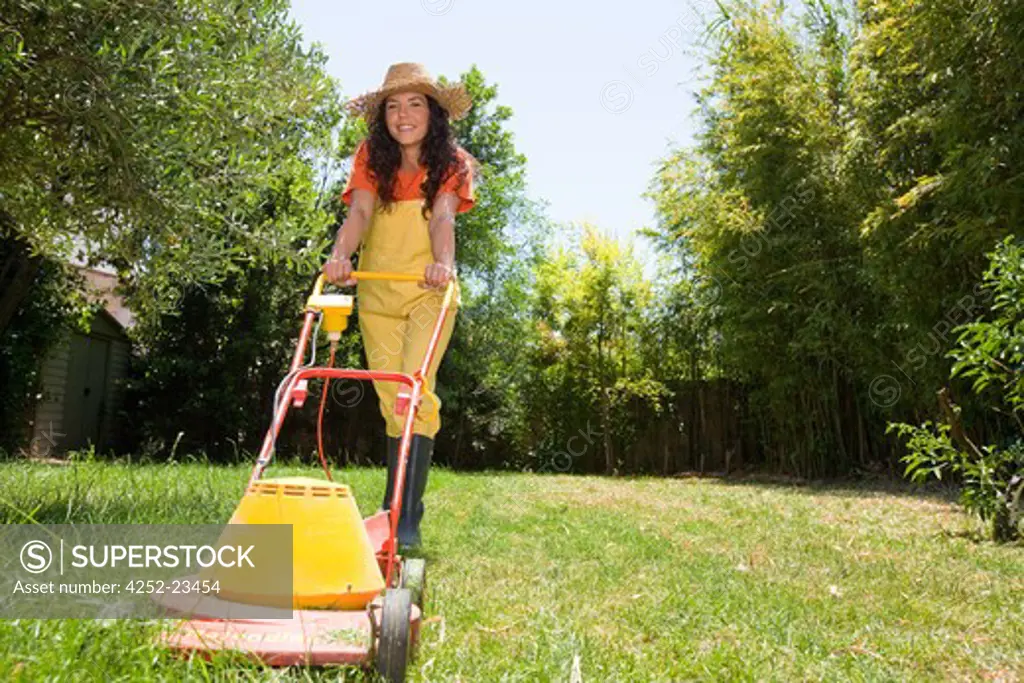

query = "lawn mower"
(156, 271), (456, 682)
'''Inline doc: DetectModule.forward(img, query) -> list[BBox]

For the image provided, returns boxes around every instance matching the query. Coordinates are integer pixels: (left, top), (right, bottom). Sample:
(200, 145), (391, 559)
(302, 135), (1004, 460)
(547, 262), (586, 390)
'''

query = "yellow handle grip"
(352, 271), (426, 282)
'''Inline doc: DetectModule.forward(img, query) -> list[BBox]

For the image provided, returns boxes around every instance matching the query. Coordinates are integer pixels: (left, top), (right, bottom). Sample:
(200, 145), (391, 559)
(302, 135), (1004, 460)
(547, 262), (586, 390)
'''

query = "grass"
(0, 457), (1022, 681)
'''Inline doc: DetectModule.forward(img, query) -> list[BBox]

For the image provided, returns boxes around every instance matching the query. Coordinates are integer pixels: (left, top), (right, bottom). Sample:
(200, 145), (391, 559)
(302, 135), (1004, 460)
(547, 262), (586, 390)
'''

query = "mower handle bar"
(313, 270), (451, 297)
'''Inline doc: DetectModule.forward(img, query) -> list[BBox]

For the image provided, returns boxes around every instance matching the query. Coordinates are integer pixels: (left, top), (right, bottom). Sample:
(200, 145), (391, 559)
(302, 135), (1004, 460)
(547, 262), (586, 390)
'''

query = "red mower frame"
(248, 270), (456, 587)
(159, 271), (455, 680)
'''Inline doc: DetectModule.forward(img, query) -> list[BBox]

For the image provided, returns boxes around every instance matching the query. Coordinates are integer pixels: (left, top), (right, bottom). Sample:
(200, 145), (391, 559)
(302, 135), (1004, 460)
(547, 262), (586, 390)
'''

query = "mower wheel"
(375, 588), (412, 683)
(400, 558), (426, 610)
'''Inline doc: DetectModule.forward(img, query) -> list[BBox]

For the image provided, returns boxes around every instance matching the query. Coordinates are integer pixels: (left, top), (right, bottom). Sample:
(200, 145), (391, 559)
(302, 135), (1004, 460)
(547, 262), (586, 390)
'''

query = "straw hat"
(347, 62), (472, 122)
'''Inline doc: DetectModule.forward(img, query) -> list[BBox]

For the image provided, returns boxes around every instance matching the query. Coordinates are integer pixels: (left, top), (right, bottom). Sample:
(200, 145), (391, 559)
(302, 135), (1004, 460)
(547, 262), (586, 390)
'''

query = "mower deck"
(157, 510), (418, 667)
(159, 596), (421, 667)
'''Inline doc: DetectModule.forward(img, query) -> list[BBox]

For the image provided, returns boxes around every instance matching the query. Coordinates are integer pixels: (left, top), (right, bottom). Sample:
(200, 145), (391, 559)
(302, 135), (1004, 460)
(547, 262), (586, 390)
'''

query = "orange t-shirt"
(341, 139), (475, 214)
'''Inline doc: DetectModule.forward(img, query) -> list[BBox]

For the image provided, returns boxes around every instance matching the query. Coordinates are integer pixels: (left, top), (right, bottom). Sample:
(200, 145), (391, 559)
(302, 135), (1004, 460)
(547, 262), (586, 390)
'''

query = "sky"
(287, 0), (711, 252)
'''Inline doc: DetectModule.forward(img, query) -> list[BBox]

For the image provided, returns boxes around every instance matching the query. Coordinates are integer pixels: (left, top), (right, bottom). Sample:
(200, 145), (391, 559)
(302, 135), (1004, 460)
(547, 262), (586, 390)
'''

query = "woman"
(324, 63), (475, 548)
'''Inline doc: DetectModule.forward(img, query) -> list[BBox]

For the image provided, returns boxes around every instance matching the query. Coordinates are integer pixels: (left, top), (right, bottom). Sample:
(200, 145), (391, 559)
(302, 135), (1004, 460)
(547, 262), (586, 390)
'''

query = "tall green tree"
(122, 156), (339, 459)
(431, 66), (546, 467)
(1, 0), (341, 455)
(523, 225), (662, 474)
(0, 0), (339, 331)
(891, 237), (1024, 541)
(649, 1), (879, 475)
(850, 0), (1024, 402)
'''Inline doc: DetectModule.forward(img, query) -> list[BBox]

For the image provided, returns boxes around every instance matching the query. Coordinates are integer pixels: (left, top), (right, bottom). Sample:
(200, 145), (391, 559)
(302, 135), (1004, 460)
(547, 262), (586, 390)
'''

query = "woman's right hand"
(324, 254), (356, 286)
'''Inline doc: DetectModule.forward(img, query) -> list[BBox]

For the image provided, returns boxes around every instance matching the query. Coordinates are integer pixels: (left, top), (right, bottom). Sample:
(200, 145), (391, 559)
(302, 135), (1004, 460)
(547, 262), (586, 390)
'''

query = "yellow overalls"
(358, 200), (460, 439)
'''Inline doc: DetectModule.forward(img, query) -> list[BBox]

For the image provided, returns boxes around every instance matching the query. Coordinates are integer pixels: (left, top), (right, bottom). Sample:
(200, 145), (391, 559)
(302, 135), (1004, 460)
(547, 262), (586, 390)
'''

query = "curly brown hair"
(366, 95), (467, 219)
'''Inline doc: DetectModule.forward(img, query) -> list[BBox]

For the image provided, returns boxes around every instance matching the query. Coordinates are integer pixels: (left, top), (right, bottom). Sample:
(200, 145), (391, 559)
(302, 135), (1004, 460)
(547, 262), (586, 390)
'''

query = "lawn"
(0, 458), (1021, 681)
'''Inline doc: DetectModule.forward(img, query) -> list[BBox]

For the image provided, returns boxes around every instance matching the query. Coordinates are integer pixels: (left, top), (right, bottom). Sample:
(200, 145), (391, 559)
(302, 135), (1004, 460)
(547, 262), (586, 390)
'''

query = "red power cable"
(315, 344), (336, 482)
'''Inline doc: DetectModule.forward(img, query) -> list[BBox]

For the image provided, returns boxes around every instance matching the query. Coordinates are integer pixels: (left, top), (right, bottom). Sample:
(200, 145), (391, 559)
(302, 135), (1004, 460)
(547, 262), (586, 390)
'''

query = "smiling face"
(384, 91), (430, 148)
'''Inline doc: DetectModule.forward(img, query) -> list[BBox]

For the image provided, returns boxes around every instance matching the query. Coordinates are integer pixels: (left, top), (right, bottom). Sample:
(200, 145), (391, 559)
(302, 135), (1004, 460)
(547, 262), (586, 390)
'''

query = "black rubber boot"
(381, 435), (400, 511)
(380, 434), (433, 548)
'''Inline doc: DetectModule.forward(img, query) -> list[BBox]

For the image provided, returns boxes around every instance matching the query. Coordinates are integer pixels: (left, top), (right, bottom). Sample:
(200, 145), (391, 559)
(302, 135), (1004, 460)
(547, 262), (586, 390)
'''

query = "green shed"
(29, 268), (132, 456)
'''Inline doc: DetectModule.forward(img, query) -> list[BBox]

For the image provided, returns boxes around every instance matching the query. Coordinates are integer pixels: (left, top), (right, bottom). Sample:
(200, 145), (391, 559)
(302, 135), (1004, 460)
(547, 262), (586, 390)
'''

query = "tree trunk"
(698, 383), (707, 474)
(602, 392), (613, 475)
(938, 387), (985, 460)
(831, 364), (849, 471)
(454, 411), (465, 468)
(661, 418), (670, 476)
(854, 392), (868, 466)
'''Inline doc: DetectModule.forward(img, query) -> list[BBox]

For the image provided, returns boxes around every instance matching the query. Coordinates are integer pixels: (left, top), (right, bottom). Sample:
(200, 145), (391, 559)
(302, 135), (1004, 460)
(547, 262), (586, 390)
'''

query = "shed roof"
(79, 267), (135, 330)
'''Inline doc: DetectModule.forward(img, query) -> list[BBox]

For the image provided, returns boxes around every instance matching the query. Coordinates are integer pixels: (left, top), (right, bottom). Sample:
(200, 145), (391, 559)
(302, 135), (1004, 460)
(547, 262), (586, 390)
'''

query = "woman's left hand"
(421, 262), (454, 289)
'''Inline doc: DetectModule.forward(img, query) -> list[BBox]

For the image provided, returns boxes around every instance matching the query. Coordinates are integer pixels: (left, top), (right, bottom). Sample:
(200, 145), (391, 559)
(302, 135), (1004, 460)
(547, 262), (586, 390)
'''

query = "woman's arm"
(325, 188), (374, 285)
(422, 192), (459, 289)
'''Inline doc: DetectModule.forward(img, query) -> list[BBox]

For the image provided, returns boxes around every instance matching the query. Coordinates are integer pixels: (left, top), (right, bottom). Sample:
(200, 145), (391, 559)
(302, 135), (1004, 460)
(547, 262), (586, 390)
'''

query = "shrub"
(890, 238), (1024, 542)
